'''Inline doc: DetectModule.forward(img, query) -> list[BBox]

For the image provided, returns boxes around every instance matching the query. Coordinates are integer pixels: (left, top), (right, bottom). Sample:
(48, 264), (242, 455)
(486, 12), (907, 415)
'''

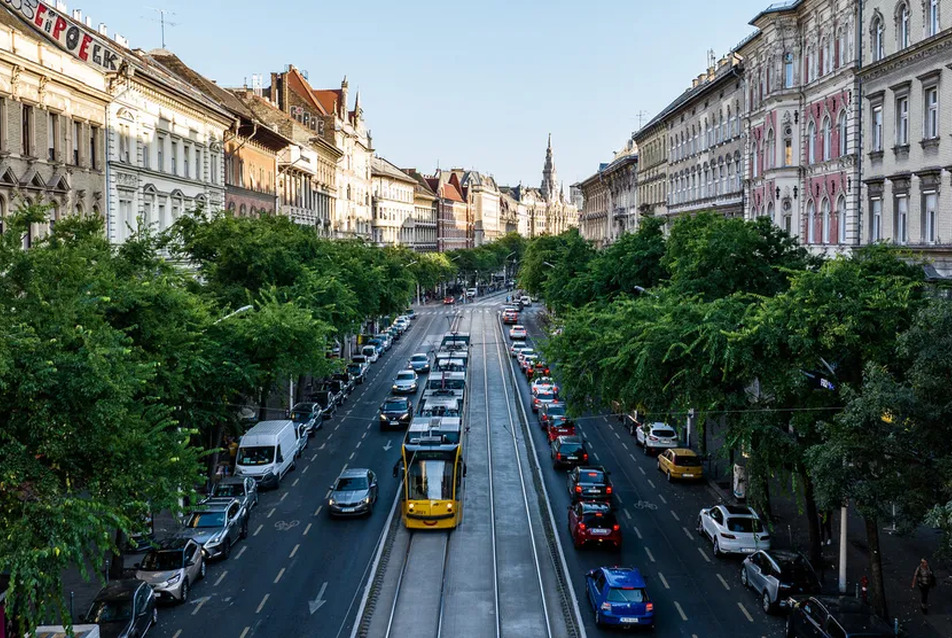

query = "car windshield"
(335, 476), (368, 491)
(347, 365), (362, 375)
(578, 470), (605, 484)
(211, 483), (242, 497)
(384, 400), (408, 412)
(186, 511), (225, 528)
(411, 355), (427, 362)
(396, 372), (416, 381)
(546, 404), (567, 415)
(675, 455), (702, 467)
(87, 599), (133, 623)
(559, 441), (583, 453)
(237, 446), (274, 466)
(140, 550), (183, 571)
(291, 409), (312, 422)
(607, 587), (646, 603)
(726, 516), (765, 533)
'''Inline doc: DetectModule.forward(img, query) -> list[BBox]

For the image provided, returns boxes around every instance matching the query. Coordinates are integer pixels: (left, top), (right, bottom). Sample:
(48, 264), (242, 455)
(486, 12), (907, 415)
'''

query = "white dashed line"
(256, 593), (269, 613)
(280, 492), (288, 502)
(235, 546), (247, 560)
(274, 567), (285, 583)
(253, 524), (263, 537)
(738, 602), (754, 622)
(303, 522), (312, 536)
(716, 573), (731, 590)
(630, 453), (637, 462)
(674, 601), (688, 621)
(658, 494), (667, 504)
(624, 509), (632, 520)
(267, 508), (276, 518)
(658, 572), (670, 589)
(173, 631), (182, 638)
(639, 466), (646, 475)
(314, 505), (323, 517)
(682, 526), (693, 540)
(292, 478), (299, 486)
(613, 430), (620, 439)
(239, 628), (250, 638)
(349, 452), (355, 460)
(644, 547), (655, 562)
(301, 465), (309, 474)
(328, 433), (334, 440)
(697, 546), (712, 563)
(633, 525), (643, 539)
(671, 510), (679, 521)
(290, 544), (300, 558)
(191, 597), (207, 616)
(647, 479), (656, 489)
(356, 441), (361, 449)
(214, 570), (228, 586)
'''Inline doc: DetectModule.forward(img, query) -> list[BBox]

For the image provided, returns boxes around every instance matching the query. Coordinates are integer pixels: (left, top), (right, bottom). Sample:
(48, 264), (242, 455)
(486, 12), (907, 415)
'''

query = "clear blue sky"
(73, 0), (768, 188)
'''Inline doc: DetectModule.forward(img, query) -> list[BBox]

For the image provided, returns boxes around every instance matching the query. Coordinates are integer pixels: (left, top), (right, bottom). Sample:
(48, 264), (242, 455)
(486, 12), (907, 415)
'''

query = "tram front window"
(407, 459), (454, 500)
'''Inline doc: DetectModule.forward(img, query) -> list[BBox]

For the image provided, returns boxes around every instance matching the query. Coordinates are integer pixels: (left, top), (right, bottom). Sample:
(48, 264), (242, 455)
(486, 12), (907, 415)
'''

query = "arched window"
(898, 3), (910, 48)
(767, 201), (775, 223)
(807, 200), (816, 243)
(821, 198), (831, 243)
(807, 120), (817, 163)
(871, 16), (885, 61)
(837, 110), (848, 156)
(822, 117), (832, 160)
(837, 195), (847, 243)
(765, 128), (775, 169)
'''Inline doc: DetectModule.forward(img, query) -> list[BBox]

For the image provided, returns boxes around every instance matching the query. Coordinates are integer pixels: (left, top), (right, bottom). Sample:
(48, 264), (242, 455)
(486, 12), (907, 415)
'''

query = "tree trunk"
(205, 420), (225, 484)
(296, 374), (307, 404)
(108, 527), (125, 580)
(801, 468), (822, 566)
(864, 515), (888, 619)
(258, 381), (273, 421)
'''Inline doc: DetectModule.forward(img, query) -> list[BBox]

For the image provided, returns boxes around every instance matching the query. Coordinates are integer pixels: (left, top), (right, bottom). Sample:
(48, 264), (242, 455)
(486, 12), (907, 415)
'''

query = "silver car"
(205, 476), (258, 511)
(392, 369), (418, 394)
(135, 537), (205, 604)
(741, 550), (821, 613)
(328, 468), (378, 517)
(181, 497), (249, 560)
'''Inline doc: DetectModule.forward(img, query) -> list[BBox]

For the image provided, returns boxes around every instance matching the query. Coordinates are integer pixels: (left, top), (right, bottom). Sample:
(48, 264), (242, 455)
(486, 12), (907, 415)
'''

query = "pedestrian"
(819, 509), (833, 545)
(911, 557), (937, 613)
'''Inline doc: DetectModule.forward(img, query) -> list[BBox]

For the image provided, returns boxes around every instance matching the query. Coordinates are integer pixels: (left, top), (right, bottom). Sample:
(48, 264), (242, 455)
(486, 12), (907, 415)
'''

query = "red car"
(526, 361), (550, 380)
(443, 296), (455, 305)
(502, 310), (519, 324)
(568, 501), (622, 550)
(547, 419), (576, 442)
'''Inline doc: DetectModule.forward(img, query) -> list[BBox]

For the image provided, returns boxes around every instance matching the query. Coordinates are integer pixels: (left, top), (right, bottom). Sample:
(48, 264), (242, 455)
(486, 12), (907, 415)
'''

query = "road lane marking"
(738, 602), (754, 622)
(630, 453), (637, 462)
(274, 567), (286, 583)
(697, 547), (712, 563)
(647, 479), (656, 489)
(172, 631), (182, 638)
(303, 522), (312, 536)
(633, 525), (642, 539)
(253, 524), (263, 536)
(356, 441), (362, 449)
(613, 430), (620, 439)
(235, 546), (247, 560)
(671, 510), (680, 521)
(622, 442), (629, 451)
(256, 593), (269, 613)
(301, 465), (309, 474)
(674, 601), (688, 621)
(267, 508), (276, 518)
(615, 496), (623, 505)
(334, 423), (340, 431)
(682, 526), (693, 540)
(328, 433), (334, 440)
(644, 547), (655, 562)
(624, 509), (632, 520)
(292, 478), (300, 486)
(214, 570), (228, 586)
(658, 494), (667, 504)
(239, 628), (250, 638)
(639, 466), (646, 475)
(290, 544), (300, 558)
(362, 431), (368, 439)
(716, 574), (730, 590)
(314, 505), (323, 516)
(191, 597), (207, 616)
(658, 572), (670, 589)
(280, 492), (288, 502)
(325, 490), (331, 499)
(349, 452), (355, 460)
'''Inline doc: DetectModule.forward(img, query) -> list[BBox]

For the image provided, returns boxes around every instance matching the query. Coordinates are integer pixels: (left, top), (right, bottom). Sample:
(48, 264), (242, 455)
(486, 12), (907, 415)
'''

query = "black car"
(289, 401), (323, 435)
(332, 372), (355, 395)
(316, 380), (345, 406)
(309, 390), (336, 418)
(378, 396), (413, 430)
(347, 361), (368, 384)
(567, 466), (613, 502)
(84, 579), (157, 638)
(551, 435), (589, 469)
(786, 596), (895, 638)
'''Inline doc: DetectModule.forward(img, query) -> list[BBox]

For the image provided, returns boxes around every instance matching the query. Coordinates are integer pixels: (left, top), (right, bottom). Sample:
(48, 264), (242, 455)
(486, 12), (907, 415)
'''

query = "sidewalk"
(706, 469), (952, 637)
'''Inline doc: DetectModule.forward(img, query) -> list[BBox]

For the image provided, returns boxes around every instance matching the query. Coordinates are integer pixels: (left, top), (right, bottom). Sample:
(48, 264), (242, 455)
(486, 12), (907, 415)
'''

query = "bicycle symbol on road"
(631, 501), (658, 511)
(274, 520), (300, 531)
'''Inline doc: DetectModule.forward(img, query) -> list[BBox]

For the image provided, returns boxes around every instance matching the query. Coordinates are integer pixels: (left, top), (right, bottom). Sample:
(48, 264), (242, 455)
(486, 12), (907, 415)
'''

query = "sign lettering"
(2, 0), (122, 71)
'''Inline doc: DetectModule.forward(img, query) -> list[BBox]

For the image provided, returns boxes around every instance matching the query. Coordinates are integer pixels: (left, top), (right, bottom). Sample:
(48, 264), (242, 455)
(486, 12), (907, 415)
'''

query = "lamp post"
(406, 260), (420, 304)
(212, 304), (253, 325)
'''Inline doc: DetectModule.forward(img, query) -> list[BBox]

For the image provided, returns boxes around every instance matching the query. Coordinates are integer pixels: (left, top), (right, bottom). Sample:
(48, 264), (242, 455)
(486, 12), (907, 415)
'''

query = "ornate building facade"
(576, 139), (638, 247)
(633, 112), (669, 219)
(427, 171), (469, 251)
(371, 156), (415, 246)
(404, 168), (438, 252)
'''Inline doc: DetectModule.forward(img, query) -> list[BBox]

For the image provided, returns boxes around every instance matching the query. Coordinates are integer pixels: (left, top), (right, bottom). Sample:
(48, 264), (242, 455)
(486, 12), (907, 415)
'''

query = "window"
(142, 138), (150, 169)
(807, 120), (817, 163)
(927, 0), (939, 37)
(89, 125), (99, 169)
(21, 104), (32, 156)
(872, 105), (883, 151)
(870, 197), (883, 241)
(821, 198), (831, 243)
(784, 52), (795, 88)
(896, 95), (909, 145)
(894, 194), (908, 243)
(72, 120), (80, 165)
(822, 117), (832, 160)
(211, 151), (219, 184)
(118, 123), (130, 163)
(171, 140), (178, 175)
(183, 143), (190, 178)
(899, 4), (910, 48)
(838, 110), (848, 156)
(194, 147), (200, 180)
(924, 86), (938, 139)
(807, 200), (816, 243)
(822, 37), (832, 75)
(837, 196), (847, 243)
(923, 191), (937, 243)
(157, 135), (165, 172)
(783, 200), (793, 234)
(765, 129), (775, 169)
(872, 17), (885, 61)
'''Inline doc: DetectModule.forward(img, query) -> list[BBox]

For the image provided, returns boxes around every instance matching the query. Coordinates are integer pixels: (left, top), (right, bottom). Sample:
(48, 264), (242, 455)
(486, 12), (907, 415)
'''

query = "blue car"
(585, 566), (655, 628)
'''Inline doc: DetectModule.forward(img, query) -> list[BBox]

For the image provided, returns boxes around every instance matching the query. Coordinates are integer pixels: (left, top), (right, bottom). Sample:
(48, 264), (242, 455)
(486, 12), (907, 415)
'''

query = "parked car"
(502, 309), (519, 324)
(347, 360), (368, 384)
(635, 421), (680, 454)
(531, 389), (558, 413)
(697, 504), (771, 557)
(309, 390), (337, 419)
(584, 566), (654, 628)
(510, 342), (532, 358)
(520, 295), (532, 307)
(204, 476), (259, 511)
(657, 448), (704, 482)
(509, 325), (527, 340)
(289, 401), (322, 436)
(392, 369), (419, 394)
(234, 420), (298, 490)
(324, 339), (341, 359)
(567, 466), (613, 502)
(406, 308), (416, 320)
(519, 354), (539, 372)
(181, 497), (249, 560)
(84, 579), (157, 638)
(360, 345), (379, 363)
(328, 468), (378, 517)
(786, 596), (895, 638)
(551, 435), (589, 469)
(408, 352), (431, 374)
(741, 549), (821, 614)
(314, 380), (344, 407)
(374, 333), (393, 350)
(134, 537), (205, 604)
(294, 422), (309, 456)
(332, 372), (355, 396)
(569, 501), (622, 550)
(378, 396), (413, 430)
(515, 347), (536, 364)
(443, 296), (455, 305)
(531, 376), (559, 395)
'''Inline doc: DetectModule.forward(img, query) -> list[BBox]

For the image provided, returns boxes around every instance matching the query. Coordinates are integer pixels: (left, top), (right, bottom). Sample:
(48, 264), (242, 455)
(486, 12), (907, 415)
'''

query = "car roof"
(338, 468), (370, 479)
(411, 353), (428, 358)
(763, 549), (806, 565)
(94, 579), (146, 600)
(556, 435), (583, 445)
(647, 422), (673, 429)
(669, 448), (696, 456)
(723, 504), (759, 517)
(383, 396), (410, 404)
(601, 566), (646, 589)
(215, 477), (248, 486)
(193, 497), (237, 511)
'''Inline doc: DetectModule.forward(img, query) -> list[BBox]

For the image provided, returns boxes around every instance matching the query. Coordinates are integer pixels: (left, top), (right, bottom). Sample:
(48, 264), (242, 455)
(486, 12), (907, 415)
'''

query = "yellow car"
(657, 448), (704, 482)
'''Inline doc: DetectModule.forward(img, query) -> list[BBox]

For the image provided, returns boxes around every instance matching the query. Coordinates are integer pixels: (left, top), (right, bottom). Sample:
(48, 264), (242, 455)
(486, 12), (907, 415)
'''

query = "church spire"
(541, 133), (559, 204)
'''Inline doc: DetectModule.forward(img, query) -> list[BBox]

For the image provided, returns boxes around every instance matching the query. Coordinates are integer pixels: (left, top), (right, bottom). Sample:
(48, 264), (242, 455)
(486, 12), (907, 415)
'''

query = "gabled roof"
(440, 182), (465, 203)
(313, 89), (342, 116)
(149, 50), (254, 121)
(282, 68), (328, 116)
(371, 156), (416, 184)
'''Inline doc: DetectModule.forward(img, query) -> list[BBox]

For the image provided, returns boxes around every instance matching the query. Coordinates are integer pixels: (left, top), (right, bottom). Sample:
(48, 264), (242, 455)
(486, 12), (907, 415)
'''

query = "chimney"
(707, 66), (715, 78)
(84, 16), (92, 27)
(56, 1), (67, 12)
(98, 23), (108, 36)
(71, 9), (82, 22)
(718, 56), (728, 68)
(115, 34), (128, 48)
(692, 78), (700, 88)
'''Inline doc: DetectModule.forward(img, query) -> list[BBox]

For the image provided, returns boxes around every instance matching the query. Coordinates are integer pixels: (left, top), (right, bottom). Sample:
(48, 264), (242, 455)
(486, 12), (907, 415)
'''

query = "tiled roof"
(149, 50), (253, 120)
(313, 89), (341, 115)
(371, 156), (416, 183)
(441, 182), (465, 203)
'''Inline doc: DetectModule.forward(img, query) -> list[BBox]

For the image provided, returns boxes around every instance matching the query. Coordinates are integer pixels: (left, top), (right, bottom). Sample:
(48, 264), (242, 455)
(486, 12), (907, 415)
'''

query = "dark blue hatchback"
(585, 566), (655, 628)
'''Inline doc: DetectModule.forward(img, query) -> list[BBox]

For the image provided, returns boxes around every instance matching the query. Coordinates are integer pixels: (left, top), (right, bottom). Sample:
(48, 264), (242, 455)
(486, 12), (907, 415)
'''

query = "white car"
(635, 422), (679, 454)
(509, 325), (527, 340)
(516, 348), (536, 365)
(520, 295), (532, 307)
(531, 376), (559, 395)
(391, 369), (418, 394)
(697, 504), (771, 557)
(510, 342), (531, 358)
(360, 345), (379, 363)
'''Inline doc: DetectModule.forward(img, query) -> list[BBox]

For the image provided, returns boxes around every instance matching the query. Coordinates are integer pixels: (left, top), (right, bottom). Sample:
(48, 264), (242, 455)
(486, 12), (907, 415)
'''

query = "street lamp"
(212, 304), (253, 325)
(543, 261), (556, 269)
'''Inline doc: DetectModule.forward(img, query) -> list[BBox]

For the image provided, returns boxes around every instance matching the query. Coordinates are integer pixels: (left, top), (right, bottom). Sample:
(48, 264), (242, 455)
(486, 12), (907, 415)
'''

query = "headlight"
(392, 385), (399, 390)
(165, 573), (182, 586)
(328, 498), (336, 506)
(362, 497), (371, 504)
(207, 532), (224, 546)
(400, 413), (410, 420)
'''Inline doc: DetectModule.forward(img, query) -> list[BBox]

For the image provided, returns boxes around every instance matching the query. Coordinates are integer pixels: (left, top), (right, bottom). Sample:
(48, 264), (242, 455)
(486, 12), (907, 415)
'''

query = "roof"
(723, 504), (759, 516)
(338, 468), (371, 478)
(371, 156), (416, 184)
(669, 447), (698, 456)
(440, 182), (465, 203)
(313, 89), (342, 115)
(602, 566), (647, 588)
(750, 0), (802, 26)
(241, 420), (294, 437)
(194, 497), (237, 511)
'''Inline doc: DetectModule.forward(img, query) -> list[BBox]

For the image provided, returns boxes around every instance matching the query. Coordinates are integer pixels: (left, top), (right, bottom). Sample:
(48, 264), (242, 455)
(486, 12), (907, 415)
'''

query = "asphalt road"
(515, 304), (789, 638)
(150, 308), (448, 638)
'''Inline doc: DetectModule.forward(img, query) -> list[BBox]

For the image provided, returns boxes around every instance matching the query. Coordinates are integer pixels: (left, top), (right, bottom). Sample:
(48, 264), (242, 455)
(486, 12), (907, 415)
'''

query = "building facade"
(860, 0), (952, 272)
(741, 0), (860, 253)
(371, 156), (415, 246)
(576, 141), (639, 247)
(666, 54), (745, 219)
(455, 169), (501, 246)
(576, 169), (610, 246)
(404, 168), (438, 252)
(0, 8), (109, 240)
(427, 171), (469, 251)
(633, 112), (669, 220)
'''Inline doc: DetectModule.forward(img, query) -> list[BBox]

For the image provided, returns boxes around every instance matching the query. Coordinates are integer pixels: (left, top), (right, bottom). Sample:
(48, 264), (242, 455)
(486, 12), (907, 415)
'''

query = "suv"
(309, 390), (337, 418)
(289, 401), (323, 436)
(332, 372), (355, 396)
(741, 550), (820, 614)
(551, 435), (589, 469)
(316, 380), (345, 407)
(569, 501), (622, 550)
(347, 360), (368, 384)
(786, 596), (895, 638)
(697, 504), (771, 556)
(379, 396), (413, 430)
(584, 566), (654, 628)
(539, 401), (568, 429)
(635, 422), (679, 454)
(567, 466), (613, 502)
(204, 476), (258, 511)
(135, 537), (205, 604)
(84, 579), (157, 637)
(181, 497), (249, 560)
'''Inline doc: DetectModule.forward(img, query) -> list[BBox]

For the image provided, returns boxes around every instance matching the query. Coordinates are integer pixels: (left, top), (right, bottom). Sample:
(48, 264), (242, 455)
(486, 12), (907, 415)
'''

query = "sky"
(69, 0), (770, 188)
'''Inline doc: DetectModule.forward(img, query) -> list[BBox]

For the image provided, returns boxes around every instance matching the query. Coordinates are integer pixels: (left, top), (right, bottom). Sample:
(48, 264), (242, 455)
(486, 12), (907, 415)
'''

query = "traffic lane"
(516, 311), (784, 637)
(151, 313), (442, 638)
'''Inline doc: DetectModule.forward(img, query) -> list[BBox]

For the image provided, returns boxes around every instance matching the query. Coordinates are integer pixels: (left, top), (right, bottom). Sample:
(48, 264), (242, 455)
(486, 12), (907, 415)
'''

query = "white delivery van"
(235, 420), (297, 490)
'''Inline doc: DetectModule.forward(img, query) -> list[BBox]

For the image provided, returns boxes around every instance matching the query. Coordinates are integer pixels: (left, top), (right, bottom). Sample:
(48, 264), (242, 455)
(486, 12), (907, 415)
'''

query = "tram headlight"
(446, 503), (453, 511)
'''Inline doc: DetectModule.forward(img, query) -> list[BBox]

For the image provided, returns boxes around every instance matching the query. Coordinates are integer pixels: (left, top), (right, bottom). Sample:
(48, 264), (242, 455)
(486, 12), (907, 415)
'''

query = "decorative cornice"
(859, 31), (952, 83)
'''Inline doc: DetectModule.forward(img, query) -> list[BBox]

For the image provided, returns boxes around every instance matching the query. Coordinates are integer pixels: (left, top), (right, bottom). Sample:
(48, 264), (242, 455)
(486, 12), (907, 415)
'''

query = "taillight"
(646, 602), (654, 612)
(606, 486), (613, 494)
(575, 485), (582, 493)
(721, 532), (736, 539)
(613, 524), (620, 531)
(578, 523), (586, 531)
(583, 453), (589, 460)
(556, 453), (562, 460)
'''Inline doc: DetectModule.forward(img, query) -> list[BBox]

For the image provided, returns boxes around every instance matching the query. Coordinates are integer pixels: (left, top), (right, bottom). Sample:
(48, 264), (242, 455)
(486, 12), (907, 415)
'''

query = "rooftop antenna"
(634, 110), (649, 129)
(143, 7), (178, 49)
(707, 48), (716, 69)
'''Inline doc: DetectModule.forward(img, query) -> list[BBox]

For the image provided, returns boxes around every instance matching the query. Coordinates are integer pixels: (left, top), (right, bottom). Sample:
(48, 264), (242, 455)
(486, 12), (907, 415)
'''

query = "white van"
(235, 420), (298, 490)
(361, 344), (379, 363)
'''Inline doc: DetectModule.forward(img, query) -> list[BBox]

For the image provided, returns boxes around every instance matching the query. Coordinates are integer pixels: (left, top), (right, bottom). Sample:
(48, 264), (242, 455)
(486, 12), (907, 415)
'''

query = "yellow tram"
(399, 434), (463, 530)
